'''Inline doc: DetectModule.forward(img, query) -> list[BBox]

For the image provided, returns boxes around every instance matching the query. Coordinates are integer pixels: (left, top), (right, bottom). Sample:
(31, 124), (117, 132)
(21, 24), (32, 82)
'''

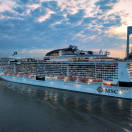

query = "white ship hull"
(0, 75), (132, 99)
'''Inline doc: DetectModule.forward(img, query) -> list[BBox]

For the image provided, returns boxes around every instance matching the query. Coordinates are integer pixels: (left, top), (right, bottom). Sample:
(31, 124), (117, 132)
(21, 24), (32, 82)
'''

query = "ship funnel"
(126, 26), (132, 59)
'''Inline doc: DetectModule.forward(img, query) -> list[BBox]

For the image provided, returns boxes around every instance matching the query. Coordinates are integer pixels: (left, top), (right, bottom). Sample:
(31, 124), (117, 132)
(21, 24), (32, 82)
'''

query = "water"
(0, 79), (132, 132)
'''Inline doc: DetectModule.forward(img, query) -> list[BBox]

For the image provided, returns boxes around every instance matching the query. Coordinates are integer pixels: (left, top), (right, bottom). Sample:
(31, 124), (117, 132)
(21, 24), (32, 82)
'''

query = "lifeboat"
(103, 82), (111, 86)
(49, 77), (52, 80)
(29, 74), (35, 78)
(79, 78), (89, 82)
(88, 79), (93, 83)
(24, 74), (29, 77)
(103, 80), (118, 86)
(93, 79), (103, 83)
(22, 73), (25, 76)
(11, 73), (16, 76)
(9, 73), (13, 75)
(64, 77), (68, 82)
(16, 73), (20, 76)
(57, 76), (65, 79)
(69, 77), (77, 81)
(14, 73), (17, 76)
(4, 72), (9, 75)
(27, 73), (33, 77)
(18, 73), (22, 76)
(9, 73), (12, 75)
(26, 73), (31, 78)
(24, 73), (31, 77)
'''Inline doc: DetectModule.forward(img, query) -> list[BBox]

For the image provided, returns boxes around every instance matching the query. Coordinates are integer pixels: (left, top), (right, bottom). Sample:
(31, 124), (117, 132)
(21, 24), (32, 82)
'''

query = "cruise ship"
(0, 26), (132, 99)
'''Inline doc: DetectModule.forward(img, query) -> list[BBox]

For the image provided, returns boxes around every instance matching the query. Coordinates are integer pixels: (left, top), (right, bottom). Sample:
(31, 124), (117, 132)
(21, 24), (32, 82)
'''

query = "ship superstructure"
(43, 45), (118, 82)
(43, 54), (117, 82)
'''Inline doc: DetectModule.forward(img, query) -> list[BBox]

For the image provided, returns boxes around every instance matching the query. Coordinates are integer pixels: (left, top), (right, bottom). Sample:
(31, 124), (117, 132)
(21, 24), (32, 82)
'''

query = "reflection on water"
(0, 79), (132, 132)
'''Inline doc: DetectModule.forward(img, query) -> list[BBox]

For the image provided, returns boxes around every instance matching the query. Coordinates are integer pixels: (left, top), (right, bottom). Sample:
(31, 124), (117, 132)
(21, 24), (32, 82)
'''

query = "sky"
(0, 0), (132, 58)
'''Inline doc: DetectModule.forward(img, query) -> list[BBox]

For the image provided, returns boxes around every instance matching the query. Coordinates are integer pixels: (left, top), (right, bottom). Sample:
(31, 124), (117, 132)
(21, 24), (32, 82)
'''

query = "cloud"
(0, 0), (18, 14)
(0, 0), (131, 59)
(107, 0), (132, 25)
(104, 0), (132, 39)
(0, 14), (24, 20)
(27, 4), (41, 10)
(39, 0), (53, 2)
(73, 31), (97, 42)
(50, 20), (63, 27)
(87, 22), (104, 34)
(56, 0), (99, 17)
(0, 0), (26, 20)
(37, 8), (55, 22)
(105, 25), (127, 39)
(26, 3), (41, 15)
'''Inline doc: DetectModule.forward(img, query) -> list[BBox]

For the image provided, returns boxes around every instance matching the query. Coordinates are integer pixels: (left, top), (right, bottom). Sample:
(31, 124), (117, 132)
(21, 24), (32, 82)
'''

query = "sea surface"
(0, 79), (132, 132)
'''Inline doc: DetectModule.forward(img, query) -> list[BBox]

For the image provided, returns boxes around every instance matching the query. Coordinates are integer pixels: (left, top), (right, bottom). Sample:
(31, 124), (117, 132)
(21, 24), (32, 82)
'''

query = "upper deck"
(44, 45), (110, 62)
